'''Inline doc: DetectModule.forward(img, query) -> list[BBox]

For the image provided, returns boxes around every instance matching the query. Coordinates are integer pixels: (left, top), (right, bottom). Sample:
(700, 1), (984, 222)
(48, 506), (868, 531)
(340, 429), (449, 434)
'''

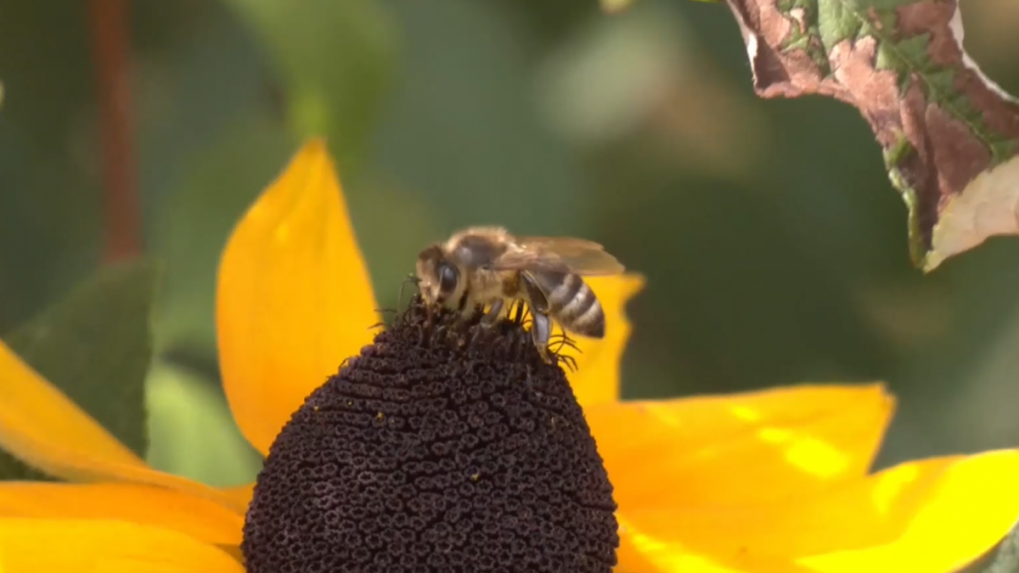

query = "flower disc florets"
(241, 297), (619, 573)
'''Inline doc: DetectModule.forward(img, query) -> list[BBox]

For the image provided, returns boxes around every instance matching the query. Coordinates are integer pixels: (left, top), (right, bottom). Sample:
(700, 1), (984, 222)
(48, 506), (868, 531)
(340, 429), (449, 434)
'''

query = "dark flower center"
(241, 297), (619, 573)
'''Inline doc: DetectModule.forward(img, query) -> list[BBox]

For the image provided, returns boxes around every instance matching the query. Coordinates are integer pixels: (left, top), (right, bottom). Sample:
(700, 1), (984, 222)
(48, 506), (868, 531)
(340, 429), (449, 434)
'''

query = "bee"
(415, 226), (625, 362)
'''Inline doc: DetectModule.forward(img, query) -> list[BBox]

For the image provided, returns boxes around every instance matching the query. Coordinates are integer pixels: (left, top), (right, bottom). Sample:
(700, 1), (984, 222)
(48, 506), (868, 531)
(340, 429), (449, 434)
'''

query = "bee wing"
(486, 236), (625, 276)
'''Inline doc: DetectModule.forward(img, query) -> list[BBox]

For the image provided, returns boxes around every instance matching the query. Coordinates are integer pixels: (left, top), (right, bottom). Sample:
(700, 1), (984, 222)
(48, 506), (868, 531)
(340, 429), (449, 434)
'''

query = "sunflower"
(1, 140), (1018, 573)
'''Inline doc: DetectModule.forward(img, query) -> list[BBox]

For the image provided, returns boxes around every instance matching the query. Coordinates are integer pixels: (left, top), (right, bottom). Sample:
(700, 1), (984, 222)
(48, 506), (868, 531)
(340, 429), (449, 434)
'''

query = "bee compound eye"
(438, 263), (459, 295)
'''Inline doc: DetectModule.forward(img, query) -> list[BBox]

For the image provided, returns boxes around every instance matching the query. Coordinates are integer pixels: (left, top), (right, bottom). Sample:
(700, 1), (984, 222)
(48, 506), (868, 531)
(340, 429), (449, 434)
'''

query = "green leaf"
(367, 0), (588, 235)
(146, 361), (262, 487)
(719, 0), (1019, 271)
(601, 0), (718, 9)
(223, 0), (398, 173)
(0, 260), (158, 479)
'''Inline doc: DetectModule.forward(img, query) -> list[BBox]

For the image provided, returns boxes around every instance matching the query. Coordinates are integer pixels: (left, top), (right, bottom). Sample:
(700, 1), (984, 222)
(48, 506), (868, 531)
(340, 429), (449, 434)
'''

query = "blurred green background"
(2, 0), (1019, 487)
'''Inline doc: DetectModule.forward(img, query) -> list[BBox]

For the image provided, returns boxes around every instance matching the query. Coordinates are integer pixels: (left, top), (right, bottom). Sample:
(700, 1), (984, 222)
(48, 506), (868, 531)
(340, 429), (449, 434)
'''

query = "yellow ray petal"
(617, 535), (663, 573)
(566, 273), (644, 408)
(617, 450), (1019, 573)
(0, 341), (143, 468)
(589, 384), (894, 509)
(220, 483), (254, 510)
(0, 482), (242, 546)
(0, 518), (244, 573)
(0, 341), (245, 513)
(217, 139), (380, 455)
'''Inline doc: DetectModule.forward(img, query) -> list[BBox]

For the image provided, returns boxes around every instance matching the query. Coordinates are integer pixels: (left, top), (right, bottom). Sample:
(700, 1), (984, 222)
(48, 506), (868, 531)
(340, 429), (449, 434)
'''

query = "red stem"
(88, 0), (140, 262)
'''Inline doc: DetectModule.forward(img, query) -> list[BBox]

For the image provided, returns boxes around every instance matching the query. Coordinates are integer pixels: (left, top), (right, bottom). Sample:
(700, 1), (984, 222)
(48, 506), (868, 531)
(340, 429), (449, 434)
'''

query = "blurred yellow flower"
(0, 140), (1017, 572)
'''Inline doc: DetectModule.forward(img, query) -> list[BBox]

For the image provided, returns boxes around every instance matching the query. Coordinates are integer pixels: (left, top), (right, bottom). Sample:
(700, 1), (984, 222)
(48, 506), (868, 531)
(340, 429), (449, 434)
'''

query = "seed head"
(242, 297), (619, 573)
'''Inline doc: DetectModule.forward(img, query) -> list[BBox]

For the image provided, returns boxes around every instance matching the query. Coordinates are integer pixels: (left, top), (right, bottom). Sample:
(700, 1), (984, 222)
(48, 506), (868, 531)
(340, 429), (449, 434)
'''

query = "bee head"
(415, 244), (462, 307)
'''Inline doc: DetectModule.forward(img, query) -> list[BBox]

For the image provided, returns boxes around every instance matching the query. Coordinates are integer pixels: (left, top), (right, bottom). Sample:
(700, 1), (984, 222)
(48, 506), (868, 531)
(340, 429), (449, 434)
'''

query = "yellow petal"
(0, 518), (244, 573)
(0, 341), (245, 513)
(618, 450), (1019, 573)
(220, 483), (254, 510)
(590, 384), (894, 509)
(217, 139), (380, 455)
(0, 341), (143, 468)
(0, 482), (242, 546)
(617, 535), (662, 573)
(566, 273), (645, 407)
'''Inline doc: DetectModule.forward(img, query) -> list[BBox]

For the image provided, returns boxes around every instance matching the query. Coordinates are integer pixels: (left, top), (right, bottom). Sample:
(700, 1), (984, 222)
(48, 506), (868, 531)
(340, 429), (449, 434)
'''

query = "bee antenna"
(397, 274), (422, 311)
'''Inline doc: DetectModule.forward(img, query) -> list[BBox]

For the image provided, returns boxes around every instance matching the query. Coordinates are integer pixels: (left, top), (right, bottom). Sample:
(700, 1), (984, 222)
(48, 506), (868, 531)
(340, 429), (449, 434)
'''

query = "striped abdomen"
(531, 271), (605, 338)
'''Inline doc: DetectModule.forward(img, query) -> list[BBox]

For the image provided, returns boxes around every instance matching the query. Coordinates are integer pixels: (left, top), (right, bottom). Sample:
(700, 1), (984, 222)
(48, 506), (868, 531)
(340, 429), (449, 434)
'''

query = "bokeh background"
(2, 0), (1019, 487)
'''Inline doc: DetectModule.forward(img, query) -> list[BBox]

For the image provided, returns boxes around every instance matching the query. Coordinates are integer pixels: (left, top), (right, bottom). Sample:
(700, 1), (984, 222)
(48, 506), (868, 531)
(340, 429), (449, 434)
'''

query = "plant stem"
(88, 0), (140, 262)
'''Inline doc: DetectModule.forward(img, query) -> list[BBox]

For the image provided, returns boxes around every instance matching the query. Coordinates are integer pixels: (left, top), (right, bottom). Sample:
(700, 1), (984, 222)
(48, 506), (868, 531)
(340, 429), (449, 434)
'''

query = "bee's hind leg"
(518, 272), (554, 363)
(531, 312), (554, 364)
(549, 332), (581, 354)
(480, 298), (504, 328)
